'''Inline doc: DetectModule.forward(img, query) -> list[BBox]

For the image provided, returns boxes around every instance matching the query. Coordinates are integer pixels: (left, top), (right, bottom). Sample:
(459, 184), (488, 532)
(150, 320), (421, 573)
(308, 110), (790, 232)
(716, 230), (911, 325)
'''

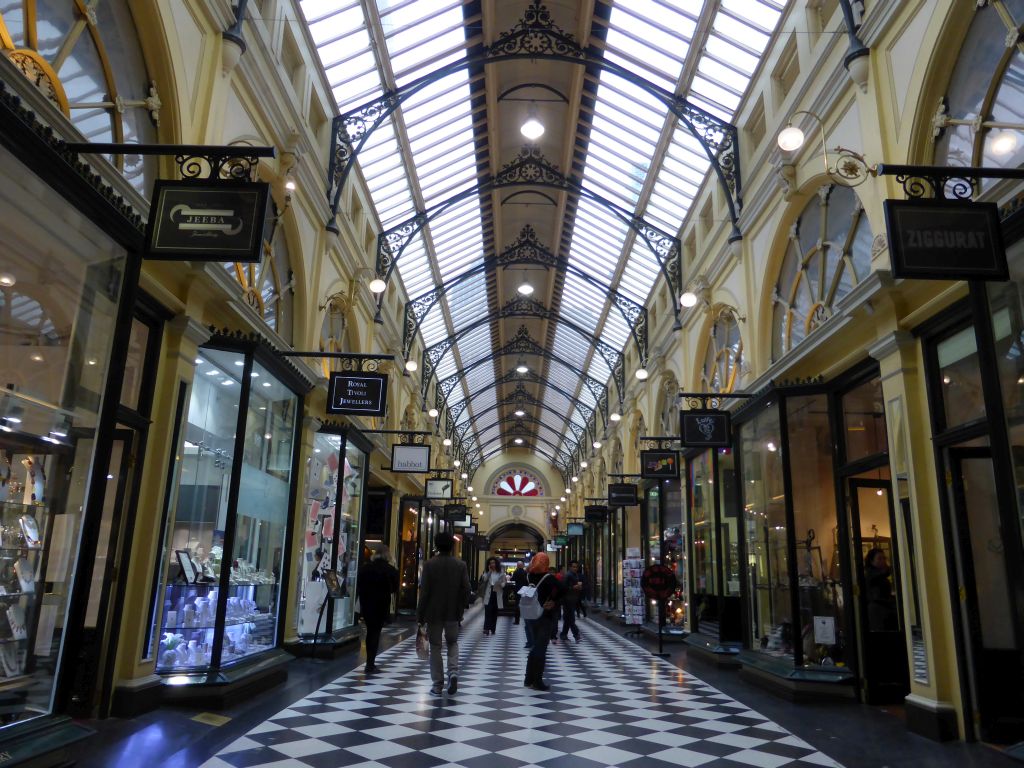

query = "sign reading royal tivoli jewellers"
(326, 372), (388, 417)
(145, 179), (270, 262)
(884, 198), (1008, 281)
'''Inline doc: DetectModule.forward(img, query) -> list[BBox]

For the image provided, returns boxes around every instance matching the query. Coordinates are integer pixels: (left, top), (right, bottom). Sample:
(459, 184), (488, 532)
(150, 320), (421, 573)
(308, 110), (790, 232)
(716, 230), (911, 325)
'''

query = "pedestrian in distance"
(478, 556), (507, 635)
(559, 560), (583, 643)
(511, 560), (528, 626)
(417, 531), (471, 696)
(356, 545), (399, 675)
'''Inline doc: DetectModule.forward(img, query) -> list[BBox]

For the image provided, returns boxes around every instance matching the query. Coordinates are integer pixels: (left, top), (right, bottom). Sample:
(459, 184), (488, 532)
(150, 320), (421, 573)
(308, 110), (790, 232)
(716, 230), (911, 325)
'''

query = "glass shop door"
(947, 447), (1024, 742)
(848, 478), (909, 704)
(395, 498), (423, 614)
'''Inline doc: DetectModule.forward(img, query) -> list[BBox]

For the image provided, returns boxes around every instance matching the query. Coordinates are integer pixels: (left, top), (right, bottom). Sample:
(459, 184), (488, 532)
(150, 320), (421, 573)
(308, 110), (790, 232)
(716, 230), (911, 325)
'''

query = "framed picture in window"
(175, 550), (198, 584)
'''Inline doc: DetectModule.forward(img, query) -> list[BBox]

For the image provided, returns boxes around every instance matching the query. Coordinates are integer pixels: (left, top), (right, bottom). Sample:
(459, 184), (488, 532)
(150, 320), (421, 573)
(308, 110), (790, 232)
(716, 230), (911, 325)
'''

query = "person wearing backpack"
(522, 552), (561, 691)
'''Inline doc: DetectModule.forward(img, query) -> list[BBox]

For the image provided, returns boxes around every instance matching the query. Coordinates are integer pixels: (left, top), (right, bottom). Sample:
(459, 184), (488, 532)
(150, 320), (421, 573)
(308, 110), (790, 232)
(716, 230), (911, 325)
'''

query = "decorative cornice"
(169, 314), (214, 347)
(868, 330), (915, 362)
(207, 326), (317, 392)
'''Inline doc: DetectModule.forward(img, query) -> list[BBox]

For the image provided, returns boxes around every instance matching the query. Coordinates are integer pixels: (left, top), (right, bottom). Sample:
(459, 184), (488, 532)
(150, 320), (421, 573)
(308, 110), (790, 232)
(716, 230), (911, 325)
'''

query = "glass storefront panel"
(662, 478), (686, 633)
(787, 394), (844, 667)
(691, 451), (717, 599)
(156, 349), (298, 673)
(718, 448), (741, 597)
(842, 376), (887, 463)
(157, 348), (241, 671)
(741, 403), (791, 657)
(988, 241), (1024, 553)
(0, 146), (127, 726)
(396, 500), (420, 613)
(936, 326), (986, 428)
(333, 441), (364, 631)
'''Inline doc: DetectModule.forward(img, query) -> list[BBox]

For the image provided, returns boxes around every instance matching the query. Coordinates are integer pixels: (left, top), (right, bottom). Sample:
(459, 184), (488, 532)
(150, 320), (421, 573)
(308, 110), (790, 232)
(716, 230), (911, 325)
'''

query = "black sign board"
(326, 372), (388, 417)
(322, 569), (345, 599)
(474, 534), (489, 551)
(444, 504), (467, 522)
(584, 505), (608, 523)
(681, 409), (732, 448)
(608, 483), (638, 507)
(567, 522), (584, 537)
(884, 198), (1008, 281)
(146, 179), (270, 262)
(641, 564), (678, 600)
(554, 534), (568, 546)
(640, 449), (679, 479)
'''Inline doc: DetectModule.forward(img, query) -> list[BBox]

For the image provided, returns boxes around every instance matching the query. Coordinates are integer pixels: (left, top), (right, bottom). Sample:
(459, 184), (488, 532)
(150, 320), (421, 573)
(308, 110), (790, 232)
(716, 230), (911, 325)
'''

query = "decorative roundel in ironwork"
(492, 470), (544, 496)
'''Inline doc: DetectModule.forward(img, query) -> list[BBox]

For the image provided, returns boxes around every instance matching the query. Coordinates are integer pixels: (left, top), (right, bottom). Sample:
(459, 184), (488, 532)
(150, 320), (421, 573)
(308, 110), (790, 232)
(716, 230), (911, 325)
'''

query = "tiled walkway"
(200, 609), (841, 768)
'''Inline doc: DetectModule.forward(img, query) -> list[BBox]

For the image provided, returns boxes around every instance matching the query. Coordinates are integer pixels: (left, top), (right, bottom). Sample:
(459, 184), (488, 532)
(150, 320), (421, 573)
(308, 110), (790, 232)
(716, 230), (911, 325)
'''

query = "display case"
(154, 346), (300, 676)
(295, 428), (366, 641)
(0, 497), (48, 690)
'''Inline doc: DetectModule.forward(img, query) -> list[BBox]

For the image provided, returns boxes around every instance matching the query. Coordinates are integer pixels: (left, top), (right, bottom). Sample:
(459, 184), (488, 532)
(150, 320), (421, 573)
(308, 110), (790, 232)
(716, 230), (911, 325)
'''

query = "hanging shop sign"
(640, 449), (679, 479)
(425, 478), (453, 499)
(475, 534), (489, 551)
(390, 444), (431, 473)
(444, 504), (467, 522)
(584, 505), (608, 523)
(884, 199), (1008, 281)
(608, 483), (638, 507)
(325, 372), (388, 417)
(567, 522), (584, 537)
(145, 179), (270, 262)
(680, 409), (731, 448)
(554, 534), (568, 546)
(641, 564), (678, 601)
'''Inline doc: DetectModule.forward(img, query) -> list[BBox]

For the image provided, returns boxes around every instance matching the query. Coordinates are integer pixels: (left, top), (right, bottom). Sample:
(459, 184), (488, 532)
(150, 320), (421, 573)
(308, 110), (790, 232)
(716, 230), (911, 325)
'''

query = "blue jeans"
(524, 618), (535, 647)
(529, 615), (553, 661)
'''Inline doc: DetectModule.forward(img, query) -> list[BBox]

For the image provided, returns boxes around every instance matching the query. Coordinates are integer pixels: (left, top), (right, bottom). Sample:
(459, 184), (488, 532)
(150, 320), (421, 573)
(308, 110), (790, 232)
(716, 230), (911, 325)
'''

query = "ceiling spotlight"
(517, 281), (534, 296)
(593, 440), (602, 449)
(777, 124), (806, 152)
(679, 291), (698, 308)
(0, 273), (15, 287)
(405, 359), (418, 372)
(514, 438), (524, 444)
(991, 130), (1019, 156)
(520, 103), (544, 140)
(369, 277), (387, 293)
(443, 438), (452, 446)
(514, 409), (525, 417)
(516, 363), (529, 374)
(610, 412), (621, 422)
(453, 459), (461, 467)
(428, 408), (439, 418)
(635, 368), (649, 380)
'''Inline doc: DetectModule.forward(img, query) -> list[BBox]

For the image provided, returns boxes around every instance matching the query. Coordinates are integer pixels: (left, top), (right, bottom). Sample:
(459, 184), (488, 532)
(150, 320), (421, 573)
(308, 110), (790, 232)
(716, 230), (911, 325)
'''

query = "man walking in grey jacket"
(416, 531), (471, 696)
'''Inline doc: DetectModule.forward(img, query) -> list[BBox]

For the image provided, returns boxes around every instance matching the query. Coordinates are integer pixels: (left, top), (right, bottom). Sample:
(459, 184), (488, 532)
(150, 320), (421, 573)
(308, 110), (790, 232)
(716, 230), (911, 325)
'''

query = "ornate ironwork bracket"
(377, 148), (680, 330)
(875, 163), (1024, 201)
(639, 435), (680, 449)
(279, 350), (392, 373)
(223, 0), (250, 53)
(62, 142), (273, 180)
(362, 429), (431, 446)
(679, 391), (753, 410)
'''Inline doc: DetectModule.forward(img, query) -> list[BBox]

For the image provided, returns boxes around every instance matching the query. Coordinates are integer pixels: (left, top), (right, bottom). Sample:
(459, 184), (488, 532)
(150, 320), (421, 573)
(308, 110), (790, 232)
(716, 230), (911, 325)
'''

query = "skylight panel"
(713, 8), (771, 51)
(705, 34), (761, 73)
(559, 273), (606, 334)
(618, 242), (664, 304)
(601, 310), (631, 353)
(538, 425), (563, 447)
(552, 325), (592, 372)
(420, 309), (448, 347)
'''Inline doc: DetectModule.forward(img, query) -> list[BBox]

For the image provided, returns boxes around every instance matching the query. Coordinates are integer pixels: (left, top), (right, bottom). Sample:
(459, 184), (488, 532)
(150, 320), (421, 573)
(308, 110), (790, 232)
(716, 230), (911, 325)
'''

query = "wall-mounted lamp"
(609, 412), (621, 422)
(443, 437), (452, 447)
(428, 407), (439, 418)
(777, 110), (875, 187)
(634, 368), (649, 381)
(405, 359), (418, 372)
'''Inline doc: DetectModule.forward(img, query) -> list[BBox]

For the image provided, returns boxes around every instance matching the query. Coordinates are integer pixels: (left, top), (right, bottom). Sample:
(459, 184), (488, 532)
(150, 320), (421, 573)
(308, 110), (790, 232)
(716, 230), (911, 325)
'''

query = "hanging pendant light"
(520, 102), (544, 140)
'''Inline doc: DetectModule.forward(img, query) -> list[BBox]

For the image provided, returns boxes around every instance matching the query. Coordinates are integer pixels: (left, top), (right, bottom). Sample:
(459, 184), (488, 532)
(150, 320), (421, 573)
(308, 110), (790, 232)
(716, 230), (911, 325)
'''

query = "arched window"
(934, 0), (1024, 183)
(771, 184), (872, 361)
(0, 1), (159, 190)
(224, 230), (294, 344)
(701, 308), (744, 393)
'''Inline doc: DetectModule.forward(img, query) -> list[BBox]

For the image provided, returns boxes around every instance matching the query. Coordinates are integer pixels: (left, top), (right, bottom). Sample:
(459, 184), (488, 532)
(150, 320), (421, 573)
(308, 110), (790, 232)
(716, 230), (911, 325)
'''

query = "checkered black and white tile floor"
(201, 610), (842, 768)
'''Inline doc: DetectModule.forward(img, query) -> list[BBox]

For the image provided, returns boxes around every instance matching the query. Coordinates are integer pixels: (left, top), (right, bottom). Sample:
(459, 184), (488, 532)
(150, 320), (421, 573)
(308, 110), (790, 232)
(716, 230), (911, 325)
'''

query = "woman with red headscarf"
(524, 552), (561, 691)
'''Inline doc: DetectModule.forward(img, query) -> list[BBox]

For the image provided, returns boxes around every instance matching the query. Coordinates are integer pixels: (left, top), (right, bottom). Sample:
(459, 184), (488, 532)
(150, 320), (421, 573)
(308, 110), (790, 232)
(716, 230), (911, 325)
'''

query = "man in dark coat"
(356, 545), (399, 675)
(417, 532), (471, 695)
(511, 561), (528, 625)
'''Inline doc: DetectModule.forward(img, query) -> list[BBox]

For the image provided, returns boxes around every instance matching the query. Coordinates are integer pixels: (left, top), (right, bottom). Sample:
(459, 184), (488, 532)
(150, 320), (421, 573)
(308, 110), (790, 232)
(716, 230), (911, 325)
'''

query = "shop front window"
(741, 403), (790, 656)
(936, 325), (986, 429)
(396, 501), (420, 613)
(0, 146), (127, 727)
(787, 394), (844, 667)
(155, 349), (298, 673)
(718, 448), (741, 597)
(661, 478), (685, 633)
(842, 376), (887, 463)
(690, 450), (717, 632)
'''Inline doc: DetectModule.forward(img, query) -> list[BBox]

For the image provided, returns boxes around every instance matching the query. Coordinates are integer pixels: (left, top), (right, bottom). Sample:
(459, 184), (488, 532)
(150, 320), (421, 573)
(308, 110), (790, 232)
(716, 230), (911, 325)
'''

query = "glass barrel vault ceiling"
(301, 0), (787, 471)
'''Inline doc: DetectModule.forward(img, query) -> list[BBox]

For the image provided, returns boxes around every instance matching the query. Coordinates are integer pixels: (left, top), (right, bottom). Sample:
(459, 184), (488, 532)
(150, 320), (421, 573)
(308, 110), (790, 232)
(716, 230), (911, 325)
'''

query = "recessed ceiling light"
(514, 409), (525, 417)
(262, 381), (272, 387)
(234, 360), (244, 367)
(30, 354), (43, 363)
(514, 438), (524, 444)
(517, 282), (534, 296)
(516, 364), (528, 374)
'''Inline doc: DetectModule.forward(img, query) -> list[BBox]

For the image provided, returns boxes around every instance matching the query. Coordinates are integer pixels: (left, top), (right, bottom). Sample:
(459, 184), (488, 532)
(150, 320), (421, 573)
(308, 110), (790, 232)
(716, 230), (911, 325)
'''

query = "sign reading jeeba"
(884, 198), (1008, 281)
(146, 179), (270, 262)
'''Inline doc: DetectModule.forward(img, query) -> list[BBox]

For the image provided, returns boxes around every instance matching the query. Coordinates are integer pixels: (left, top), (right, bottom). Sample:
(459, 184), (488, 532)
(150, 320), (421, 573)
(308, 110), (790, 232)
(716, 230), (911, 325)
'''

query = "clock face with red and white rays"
(492, 470), (544, 496)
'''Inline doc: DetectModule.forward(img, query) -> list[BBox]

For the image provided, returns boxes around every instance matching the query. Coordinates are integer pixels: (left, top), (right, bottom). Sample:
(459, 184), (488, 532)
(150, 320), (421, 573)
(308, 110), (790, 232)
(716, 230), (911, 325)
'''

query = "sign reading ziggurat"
(884, 198), (1008, 281)
(146, 179), (270, 262)
(326, 372), (388, 417)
